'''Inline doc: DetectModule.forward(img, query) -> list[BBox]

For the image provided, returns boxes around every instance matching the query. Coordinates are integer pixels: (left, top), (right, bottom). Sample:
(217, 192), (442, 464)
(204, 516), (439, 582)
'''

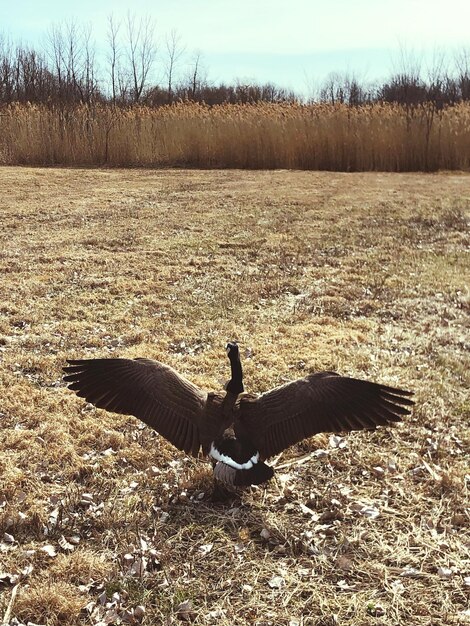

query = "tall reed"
(1, 101), (469, 171)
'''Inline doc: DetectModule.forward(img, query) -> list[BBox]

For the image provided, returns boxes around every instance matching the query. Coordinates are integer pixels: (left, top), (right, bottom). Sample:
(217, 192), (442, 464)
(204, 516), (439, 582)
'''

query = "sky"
(2, 0), (470, 95)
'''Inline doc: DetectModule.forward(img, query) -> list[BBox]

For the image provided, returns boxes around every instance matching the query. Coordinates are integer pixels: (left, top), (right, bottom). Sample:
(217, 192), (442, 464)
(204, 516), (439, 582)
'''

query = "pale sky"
(2, 0), (469, 95)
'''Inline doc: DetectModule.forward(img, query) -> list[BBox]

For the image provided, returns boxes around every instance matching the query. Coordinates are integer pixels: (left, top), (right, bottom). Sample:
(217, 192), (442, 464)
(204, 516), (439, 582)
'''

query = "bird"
(63, 342), (414, 489)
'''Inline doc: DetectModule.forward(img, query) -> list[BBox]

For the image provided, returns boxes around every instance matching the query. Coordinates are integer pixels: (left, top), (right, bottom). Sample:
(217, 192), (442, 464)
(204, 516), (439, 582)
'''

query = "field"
(0, 166), (469, 626)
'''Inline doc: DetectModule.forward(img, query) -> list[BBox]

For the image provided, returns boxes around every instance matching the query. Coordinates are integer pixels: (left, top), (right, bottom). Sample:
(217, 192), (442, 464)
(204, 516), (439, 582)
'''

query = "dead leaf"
(41, 544), (57, 557)
(400, 567), (420, 577)
(198, 543), (213, 555)
(16, 491), (27, 503)
(329, 435), (346, 449)
(176, 599), (195, 621)
(134, 605), (146, 620)
(437, 567), (453, 578)
(0, 571), (19, 585)
(350, 501), (380, 519)
(336, 555), (353, 571)
(337, 579), (358, 591)
(59, 536), (75, 551)
(268, 575), (285, 589)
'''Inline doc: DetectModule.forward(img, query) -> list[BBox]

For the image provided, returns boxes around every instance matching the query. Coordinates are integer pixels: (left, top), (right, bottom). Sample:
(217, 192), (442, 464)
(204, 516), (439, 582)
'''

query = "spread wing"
(63, 358), (207, 456)
(238, 372), (414, 458)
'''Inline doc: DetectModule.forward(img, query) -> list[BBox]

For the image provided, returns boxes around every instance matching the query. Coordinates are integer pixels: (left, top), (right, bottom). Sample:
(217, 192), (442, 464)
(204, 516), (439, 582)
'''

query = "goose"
(63, 343), (413, 489)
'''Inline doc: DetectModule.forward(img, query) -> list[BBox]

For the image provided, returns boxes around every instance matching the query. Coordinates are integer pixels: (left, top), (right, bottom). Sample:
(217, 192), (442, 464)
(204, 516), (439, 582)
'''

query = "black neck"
(226, 353), (244, 395)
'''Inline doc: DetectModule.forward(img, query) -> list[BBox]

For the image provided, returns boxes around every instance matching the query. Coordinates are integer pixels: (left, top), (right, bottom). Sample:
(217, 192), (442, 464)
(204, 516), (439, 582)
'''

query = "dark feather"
(238, 372), (413, 458)
(63, 358), (206, 456)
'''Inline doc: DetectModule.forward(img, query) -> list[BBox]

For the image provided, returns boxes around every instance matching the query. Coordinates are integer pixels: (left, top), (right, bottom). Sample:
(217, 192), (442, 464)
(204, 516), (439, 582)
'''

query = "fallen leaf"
(41, 544), (57, 557)
(198, 543), (213, 555)
(337, 579), (358, 591)
(329, 435), (346, 449)
(268, 575), (285, 589)
(59, 536), (75, 551)
(367, 603), (386, 617)
(16, 491), (27, 503)
(207, 609), (226, 619)
(400, 567), (420, 577)
(350, 501), (380, 519)
(176, 599), (195, 621)
(336, 555), (353, 571)
(103, 607), (120, 623)
(0, 571), (19, 585)
(437, 567), (453, 578)
(121, 609), (134, 622)
(134, 605), (146, 619)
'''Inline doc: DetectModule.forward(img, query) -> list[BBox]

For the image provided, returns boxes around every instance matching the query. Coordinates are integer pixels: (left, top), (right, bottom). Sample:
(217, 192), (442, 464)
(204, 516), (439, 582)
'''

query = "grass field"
(0, 167), (469, 626)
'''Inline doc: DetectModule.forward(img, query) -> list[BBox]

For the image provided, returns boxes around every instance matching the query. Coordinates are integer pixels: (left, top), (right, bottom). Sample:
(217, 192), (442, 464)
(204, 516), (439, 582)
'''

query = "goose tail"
(213, 460), (274, 487)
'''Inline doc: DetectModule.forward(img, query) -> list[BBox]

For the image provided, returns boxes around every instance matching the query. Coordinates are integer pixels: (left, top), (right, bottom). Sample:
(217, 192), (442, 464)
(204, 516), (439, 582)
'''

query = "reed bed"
(1, 101), (470, 171)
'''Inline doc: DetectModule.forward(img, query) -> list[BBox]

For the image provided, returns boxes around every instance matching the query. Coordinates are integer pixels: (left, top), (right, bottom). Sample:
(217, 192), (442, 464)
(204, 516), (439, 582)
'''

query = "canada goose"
(63, 343), (413, 488)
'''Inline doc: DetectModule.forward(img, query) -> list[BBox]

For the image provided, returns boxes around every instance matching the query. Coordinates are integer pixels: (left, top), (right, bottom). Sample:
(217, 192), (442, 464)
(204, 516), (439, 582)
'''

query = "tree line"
(1, 16), (469, 108)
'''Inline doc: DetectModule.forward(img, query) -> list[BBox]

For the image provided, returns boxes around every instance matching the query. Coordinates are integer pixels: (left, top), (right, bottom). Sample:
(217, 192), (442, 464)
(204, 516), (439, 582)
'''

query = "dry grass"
(0, 167), (469, 626)
(1, 102), (470, 171)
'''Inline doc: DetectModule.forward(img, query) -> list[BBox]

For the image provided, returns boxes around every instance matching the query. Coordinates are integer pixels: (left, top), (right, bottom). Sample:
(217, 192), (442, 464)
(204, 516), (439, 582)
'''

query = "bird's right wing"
(238, 372), (414, 458)
(63, 358), (207, 456)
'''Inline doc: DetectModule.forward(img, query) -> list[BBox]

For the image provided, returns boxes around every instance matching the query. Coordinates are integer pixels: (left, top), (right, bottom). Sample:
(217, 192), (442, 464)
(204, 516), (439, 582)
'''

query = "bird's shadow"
(156, 472), (280, 550)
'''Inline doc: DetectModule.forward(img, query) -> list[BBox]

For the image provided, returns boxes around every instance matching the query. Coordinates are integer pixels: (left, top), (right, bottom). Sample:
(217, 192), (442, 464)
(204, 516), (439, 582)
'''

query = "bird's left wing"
(237, 372), (413, 458)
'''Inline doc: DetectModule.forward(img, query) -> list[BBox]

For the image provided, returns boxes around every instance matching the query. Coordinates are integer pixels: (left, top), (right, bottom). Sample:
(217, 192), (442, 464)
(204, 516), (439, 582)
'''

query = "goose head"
(225, 342), (244, 395)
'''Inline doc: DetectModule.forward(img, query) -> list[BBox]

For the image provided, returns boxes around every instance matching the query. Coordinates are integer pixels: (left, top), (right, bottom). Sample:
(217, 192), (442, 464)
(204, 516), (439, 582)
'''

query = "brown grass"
(0, 167), (469, 626)
(1, 102), (470, 170)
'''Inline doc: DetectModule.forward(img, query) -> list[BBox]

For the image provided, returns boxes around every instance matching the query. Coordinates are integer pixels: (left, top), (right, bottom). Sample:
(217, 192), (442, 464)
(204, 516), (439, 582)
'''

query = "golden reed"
(1, 101), (469, 170)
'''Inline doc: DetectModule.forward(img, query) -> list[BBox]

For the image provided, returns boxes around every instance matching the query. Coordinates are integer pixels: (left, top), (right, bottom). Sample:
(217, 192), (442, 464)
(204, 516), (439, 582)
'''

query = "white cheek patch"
(210, 443), (259, 470)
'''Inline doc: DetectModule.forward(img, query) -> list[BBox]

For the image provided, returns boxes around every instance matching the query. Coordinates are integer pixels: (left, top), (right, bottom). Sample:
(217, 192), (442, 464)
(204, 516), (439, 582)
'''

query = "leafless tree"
(126, 12), (156, 102)
(107, 15), (121, 104)
(45, 20), (98, 103)
(81, 23), (97, 103)
(46, 23), (65, 94)
(187, 50), (207, 100)
(0, 34), (15, 102)
(455, 48), (470, 100)
(165, 29), (185, 103)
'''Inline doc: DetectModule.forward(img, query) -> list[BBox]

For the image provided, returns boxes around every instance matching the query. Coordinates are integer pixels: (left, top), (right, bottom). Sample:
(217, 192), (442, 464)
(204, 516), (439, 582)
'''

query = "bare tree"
(165, 29), (185, 103)
(46, 23), (66, 96)
(187, 50), (207, 100)
(126, 12), (156, 102)
(45, 20), (98, 103)
(107, 15), (120, 104)
(0, 34), (15, 102)
(455, 48), (470, 100)
(81, 23), (97, 103)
